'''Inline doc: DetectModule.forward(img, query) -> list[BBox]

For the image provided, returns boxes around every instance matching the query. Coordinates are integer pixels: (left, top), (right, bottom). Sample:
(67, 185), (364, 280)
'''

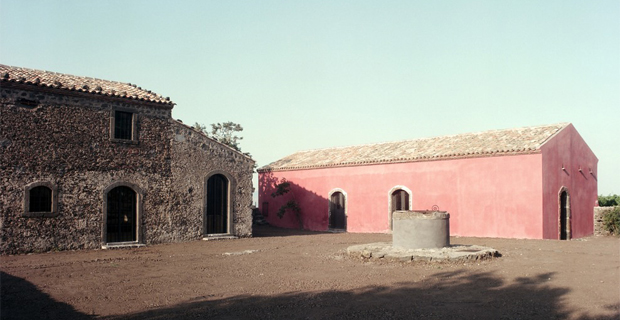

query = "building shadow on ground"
(1, 271), (93, 320)
(103, 270), (619, 320)
(252, 224), (333, 238)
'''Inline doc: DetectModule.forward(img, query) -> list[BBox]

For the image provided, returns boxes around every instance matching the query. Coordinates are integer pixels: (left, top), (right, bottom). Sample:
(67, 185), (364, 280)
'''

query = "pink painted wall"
(260, 153), (546, 239)
(540, 124), (598, 239)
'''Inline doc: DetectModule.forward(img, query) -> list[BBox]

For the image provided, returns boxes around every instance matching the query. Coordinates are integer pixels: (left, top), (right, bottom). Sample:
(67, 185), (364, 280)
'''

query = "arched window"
(23, 182), (58, 217)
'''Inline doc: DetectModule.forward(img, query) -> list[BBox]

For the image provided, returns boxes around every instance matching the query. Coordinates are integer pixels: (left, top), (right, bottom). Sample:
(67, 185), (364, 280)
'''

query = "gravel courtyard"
(1, 225), (619, 319)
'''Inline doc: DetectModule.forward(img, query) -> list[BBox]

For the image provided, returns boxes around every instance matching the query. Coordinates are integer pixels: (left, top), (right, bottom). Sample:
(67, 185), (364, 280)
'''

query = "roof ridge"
(1, 64), (129, 85)
(290, 122), (571, 154)
(535, 123), (571, 148)
(259, 122), (571, 172)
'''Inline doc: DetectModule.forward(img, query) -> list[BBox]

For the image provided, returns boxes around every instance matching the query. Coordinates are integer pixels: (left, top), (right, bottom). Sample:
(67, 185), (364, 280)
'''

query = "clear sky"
(1, 0), (618, 197)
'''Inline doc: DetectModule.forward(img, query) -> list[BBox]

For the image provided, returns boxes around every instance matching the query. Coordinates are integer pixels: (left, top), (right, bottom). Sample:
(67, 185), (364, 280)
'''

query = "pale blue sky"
(1, 1), (618, 196)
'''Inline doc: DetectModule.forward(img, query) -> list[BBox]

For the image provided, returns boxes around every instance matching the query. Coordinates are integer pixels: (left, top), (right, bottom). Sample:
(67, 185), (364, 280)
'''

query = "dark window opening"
(329, 192), (346, 230)
(114, 110), (133, 140)
(17, 98), (39, 109)
(107, 186), (137, 243)
(30, 186), (52, 212)
(206, 174), (229, 234)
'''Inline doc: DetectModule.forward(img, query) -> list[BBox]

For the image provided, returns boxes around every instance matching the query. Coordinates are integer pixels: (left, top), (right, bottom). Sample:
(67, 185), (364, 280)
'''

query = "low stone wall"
(593, 206), (618, 236)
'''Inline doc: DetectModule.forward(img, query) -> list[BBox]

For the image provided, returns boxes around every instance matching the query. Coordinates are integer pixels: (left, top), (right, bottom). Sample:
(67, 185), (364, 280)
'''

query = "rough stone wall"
(0, 86), (172, 254)
(169, 122), (254, 239)
(1, 85), (254, 254)
(593, 206), (617, 236)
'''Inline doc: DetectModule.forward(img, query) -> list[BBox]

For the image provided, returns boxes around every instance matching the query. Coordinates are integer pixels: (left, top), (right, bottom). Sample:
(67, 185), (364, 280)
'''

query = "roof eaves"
(1, 80), (175, 110)
(0, 64), (175, 106)
(257, 149), (542, 172)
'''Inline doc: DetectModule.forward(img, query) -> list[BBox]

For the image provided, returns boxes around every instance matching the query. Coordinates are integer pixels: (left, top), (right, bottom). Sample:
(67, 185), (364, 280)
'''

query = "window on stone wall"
(111, 109), (138, 142)
(16, 98), (39, 109)
(30, 186), (51, 212)
(24, 182), (58, 217)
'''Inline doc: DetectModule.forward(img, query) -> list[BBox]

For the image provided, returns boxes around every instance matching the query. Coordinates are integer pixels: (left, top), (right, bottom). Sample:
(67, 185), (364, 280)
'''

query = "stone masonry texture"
(1, 72), (254, 254)
(593, 206), (618, 236)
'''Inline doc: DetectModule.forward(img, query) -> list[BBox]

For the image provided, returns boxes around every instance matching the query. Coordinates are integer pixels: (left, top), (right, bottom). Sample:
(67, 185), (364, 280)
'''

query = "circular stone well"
(393, 210), (450, 249)
(347, 210), (500, 263)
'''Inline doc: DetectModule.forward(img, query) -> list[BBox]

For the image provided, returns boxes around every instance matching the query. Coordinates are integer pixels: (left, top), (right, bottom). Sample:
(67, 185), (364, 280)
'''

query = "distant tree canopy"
(598, 194), (620, 207)
(194, 121), (245, 152)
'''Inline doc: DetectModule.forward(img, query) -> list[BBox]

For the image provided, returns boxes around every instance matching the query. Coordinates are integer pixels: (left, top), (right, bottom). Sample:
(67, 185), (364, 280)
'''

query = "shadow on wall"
(103, 270), (619, 320)
(1, 271), (93, 320)
(259, 170), (328, 231)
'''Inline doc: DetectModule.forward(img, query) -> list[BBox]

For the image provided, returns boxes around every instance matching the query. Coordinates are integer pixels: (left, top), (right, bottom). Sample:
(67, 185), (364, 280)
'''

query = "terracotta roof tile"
(0, 64), (174, 106)
(259, 123), (569, 172)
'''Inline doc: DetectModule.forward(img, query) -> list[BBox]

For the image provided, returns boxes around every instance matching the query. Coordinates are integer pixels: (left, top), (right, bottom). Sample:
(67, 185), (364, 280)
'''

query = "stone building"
(0, 64), (255, 254)
(259, 123), (598, 240)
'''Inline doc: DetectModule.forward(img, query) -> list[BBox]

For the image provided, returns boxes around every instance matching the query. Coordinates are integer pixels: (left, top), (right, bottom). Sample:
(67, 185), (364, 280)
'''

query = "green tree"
(194, 121), (245, 152)
(603, 206), (620, 235)
(598, 194), (620, 207)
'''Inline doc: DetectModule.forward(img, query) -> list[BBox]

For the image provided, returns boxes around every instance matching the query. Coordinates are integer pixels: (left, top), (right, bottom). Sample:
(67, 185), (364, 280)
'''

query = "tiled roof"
(259, 123), (569, 172)
(0, 64), (174, 106)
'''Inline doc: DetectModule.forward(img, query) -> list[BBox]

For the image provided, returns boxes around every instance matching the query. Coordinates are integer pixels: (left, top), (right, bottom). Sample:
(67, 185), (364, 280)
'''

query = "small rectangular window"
(114, 111), (133, 140)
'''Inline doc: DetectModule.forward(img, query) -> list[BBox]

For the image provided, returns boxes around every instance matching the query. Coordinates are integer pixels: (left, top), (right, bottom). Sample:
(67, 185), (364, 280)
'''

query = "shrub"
(598, 194), (620, 207)
(271, 179), (303, 229)
(602, 206), (620, 235)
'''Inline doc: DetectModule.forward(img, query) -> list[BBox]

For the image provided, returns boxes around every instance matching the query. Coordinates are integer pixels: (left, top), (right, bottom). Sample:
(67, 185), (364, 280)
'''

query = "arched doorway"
(106, 186), (137, 243)
(559, 189), (571, 240)
(206, 174), (229, 234)
(388, 186), (412, 230)
(392, 189), (410, 211)
(329, 191), (346, 230)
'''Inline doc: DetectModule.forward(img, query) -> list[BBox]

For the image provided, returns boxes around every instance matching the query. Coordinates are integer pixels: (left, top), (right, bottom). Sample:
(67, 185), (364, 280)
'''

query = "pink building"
(258, 123), (598, 240)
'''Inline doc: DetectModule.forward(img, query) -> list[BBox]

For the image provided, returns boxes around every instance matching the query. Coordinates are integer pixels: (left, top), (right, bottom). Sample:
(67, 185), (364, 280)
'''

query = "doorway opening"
(106, 186), (137, 243)
(329, 191), (346, 230)
(559, 188), (571, 240)
(206, 174), (229, 235)
(388, 186), (412, 231)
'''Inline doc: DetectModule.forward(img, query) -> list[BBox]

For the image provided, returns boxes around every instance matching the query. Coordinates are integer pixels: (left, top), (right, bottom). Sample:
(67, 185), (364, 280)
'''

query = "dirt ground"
(2, 225), (619, 320)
